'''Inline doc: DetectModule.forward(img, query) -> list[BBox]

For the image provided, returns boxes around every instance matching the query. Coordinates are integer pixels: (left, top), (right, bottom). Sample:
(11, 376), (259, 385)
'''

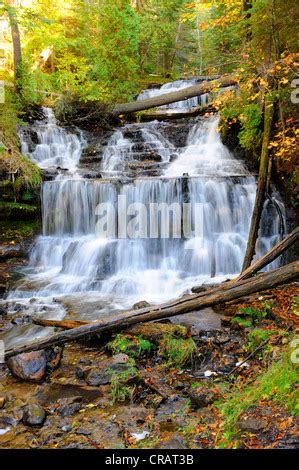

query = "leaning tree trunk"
(242, 92), (275, 271)
(6, 0), (22, 92)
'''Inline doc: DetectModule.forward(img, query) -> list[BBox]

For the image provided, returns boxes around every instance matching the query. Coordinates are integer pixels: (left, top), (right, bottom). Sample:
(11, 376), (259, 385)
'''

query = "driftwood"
(32, 318), (88, 329)
(5, 260), (298, 359)
(112, 75), (237, 115)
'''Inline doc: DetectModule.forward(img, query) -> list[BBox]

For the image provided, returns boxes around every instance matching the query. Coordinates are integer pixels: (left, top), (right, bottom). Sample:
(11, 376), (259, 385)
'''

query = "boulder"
(133, 300), (151, 310)
(237, 416), (268, 433)
(85, 368), (112, 386)
(7, 351), (47, 382)
(22, 403), (46, 427)
(188, 386), (217, 409)
(6, 346), (63, 382)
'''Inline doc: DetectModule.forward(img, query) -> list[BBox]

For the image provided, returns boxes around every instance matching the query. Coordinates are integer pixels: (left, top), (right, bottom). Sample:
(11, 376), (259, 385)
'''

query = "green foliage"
(291, 296), (299, 316)
(0, 90), (41, 193)
(107, 333), (155, 358)
(245, 328), (277, 352)
(106, 358), (140, 404)
(232, 303), (273, 328)
(158, 335), (197, 368)
(218, 346), (298, 442)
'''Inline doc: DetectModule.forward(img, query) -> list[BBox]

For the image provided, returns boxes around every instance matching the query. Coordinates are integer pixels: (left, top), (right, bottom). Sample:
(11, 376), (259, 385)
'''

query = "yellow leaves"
(268, 127), (297, 162)
(249, 92), (259, 102)
(279, 78), (289, 85)
(258, 78), (268, 88)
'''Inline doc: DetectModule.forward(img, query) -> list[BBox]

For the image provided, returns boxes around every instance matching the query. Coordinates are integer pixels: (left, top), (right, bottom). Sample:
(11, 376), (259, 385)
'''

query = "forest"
(0, 0), (298, 454)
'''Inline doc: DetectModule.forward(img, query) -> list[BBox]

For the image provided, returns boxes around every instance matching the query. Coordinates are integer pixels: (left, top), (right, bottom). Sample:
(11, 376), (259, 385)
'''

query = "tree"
(4, 0), (22, 92)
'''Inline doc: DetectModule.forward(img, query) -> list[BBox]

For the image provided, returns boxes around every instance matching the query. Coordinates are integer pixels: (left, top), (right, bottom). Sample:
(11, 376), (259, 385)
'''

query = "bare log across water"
(112, 75), (237, 115)
(5, 260), (298, 359)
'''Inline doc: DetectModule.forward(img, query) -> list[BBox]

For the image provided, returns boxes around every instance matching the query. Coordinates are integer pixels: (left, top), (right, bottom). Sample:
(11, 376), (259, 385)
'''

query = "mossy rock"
(0, 201), (38, 220)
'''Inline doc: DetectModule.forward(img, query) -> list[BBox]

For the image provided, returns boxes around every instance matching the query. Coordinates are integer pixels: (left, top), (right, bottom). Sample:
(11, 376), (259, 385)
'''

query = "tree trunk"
(112, 75), (237, 115)
(6, 1), (22, 92)
(5, 261), (298, 359)
(242, 92), (275, 271)
(238, 227), (299, 281)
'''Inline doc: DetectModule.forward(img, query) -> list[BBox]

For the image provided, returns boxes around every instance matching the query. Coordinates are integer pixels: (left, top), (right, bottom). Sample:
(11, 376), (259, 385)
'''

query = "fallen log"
(112, 75), (237, 115)
(5, 261), (298, 359)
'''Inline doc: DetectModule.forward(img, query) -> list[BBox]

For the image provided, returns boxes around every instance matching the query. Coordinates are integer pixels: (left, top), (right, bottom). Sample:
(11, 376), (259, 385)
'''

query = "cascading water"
(19, 107), (86, 172)
(2, 85), (286, 341)
(101, 121), (177, 175)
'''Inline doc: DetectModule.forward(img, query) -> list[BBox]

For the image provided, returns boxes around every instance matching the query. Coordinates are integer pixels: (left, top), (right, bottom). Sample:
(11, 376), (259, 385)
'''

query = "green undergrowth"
(231, 303), (274, 328)
(106, 357), (140, 405)
(0, 90), (41, 196)
(0, 220), (41, 243)
(158, 335), (197, 368)
(217, 346), (298, 447)
(108, 334), (155, 358)
(108, 329), (196, 368)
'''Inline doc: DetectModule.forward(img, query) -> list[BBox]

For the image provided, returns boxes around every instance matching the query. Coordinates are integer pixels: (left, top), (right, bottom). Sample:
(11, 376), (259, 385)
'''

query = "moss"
(0, 220), (40, 243)
(0, 90), (41, 195)
(107, 333), (155, 358)
(245, 328), (278, 352)
(0, 201), (38, 220)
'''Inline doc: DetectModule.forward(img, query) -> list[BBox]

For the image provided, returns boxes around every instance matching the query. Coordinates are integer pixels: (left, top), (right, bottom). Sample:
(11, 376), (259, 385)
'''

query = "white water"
(101, 121), (177, 174)
(164, 116), (248, 177)
(3, 90), (286, 334)
(19, 107), (86, 172)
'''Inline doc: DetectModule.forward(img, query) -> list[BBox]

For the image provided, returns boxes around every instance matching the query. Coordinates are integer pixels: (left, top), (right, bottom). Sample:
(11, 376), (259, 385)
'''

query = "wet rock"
(45, 345), (64, 371)
(60, 402), (81, 417)
(85, 368), (112, 386)
(215, 334), (230, 345)
(188, 386), (217, 409)
(22, 403), (46, 427)
(112, 353), (129, 364)
(0, 244), (26, 261)
(7, 351), (47, 382)
(133, 300), (150, 310)
(75, 367), (85, 379)
(76, 428), (92, 436)
(237, 416), (268, 433)
(61, 425), (72, 432)
(156, 434), (187, 449)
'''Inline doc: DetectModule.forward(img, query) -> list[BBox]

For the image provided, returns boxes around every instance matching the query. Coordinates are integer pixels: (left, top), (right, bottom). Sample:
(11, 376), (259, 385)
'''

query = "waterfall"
(101, 121), (177, 174)
(19, 107), (86, 172)
(164, 116), (248, 177)
(4, 89), (285, 326)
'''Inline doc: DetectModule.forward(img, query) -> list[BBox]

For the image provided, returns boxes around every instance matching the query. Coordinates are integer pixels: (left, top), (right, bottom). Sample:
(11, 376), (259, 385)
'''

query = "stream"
(1, 80), (286, 349)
